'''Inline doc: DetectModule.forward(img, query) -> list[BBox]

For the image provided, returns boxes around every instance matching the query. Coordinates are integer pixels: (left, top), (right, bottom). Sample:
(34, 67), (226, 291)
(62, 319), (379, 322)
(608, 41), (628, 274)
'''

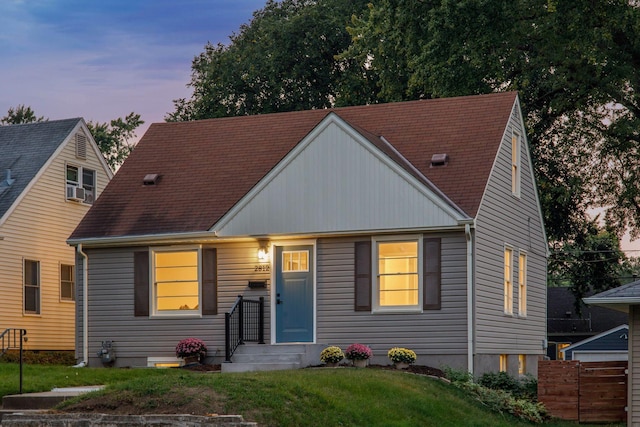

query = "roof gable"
(71, 92), (518, 241)
(214, 113), (467, 236)
(0, 118), (83, 221)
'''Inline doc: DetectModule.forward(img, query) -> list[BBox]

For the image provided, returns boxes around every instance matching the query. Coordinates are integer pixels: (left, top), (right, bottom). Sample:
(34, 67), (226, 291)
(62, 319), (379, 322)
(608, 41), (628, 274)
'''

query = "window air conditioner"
(66, 185), (86, 201)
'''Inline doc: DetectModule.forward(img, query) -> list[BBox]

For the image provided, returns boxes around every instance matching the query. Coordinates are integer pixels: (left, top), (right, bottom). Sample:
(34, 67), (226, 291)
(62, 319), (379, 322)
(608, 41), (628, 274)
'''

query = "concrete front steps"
(221, 343), (324, 373)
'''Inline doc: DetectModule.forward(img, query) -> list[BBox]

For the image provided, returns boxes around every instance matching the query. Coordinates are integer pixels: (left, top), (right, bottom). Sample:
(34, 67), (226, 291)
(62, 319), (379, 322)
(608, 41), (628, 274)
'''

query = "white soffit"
(213, 114), (466, 237)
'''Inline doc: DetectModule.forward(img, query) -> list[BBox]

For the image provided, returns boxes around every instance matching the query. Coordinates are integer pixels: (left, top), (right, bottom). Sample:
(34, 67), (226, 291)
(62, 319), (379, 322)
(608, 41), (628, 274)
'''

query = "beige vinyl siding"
(78, 242), (270, 366)
(0, 131), (108, 350)
(316, 234), (468, 368)
(474, 103), (547, 356)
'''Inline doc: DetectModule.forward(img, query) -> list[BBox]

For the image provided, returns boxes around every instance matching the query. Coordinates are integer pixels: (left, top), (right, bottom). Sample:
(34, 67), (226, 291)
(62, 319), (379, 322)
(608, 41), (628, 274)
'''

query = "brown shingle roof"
(70, 92), (518, 240)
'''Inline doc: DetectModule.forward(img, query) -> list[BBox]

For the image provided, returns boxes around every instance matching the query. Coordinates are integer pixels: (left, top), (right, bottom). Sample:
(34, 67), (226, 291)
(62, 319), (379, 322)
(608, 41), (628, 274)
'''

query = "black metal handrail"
(0, 328), (27, 393)
(225, 295), (265, 362)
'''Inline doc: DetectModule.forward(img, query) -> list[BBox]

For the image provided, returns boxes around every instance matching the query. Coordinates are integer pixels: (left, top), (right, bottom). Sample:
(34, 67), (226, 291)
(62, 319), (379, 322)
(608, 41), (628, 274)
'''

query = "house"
(0, 119), (112, 351)
(583, 280), (640, 425)
(68, 92), (547, 375)
(560, 324), (628, 361)
(547, 287), (628, 360)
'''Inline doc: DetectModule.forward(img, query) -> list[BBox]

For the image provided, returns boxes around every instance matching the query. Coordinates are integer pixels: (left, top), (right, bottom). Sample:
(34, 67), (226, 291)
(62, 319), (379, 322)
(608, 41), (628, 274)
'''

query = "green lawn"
(0, 363), (625, 427)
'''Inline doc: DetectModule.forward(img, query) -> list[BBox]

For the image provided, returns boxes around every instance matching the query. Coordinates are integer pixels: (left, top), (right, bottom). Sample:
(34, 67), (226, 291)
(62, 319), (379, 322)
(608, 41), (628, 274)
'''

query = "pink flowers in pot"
(344, 343), (373, 361)
(175, 337), (207, 360)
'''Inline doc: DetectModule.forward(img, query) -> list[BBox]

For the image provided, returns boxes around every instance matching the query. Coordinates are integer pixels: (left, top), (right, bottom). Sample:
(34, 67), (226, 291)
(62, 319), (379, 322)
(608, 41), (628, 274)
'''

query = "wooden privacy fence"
(538, 360), (627, 423)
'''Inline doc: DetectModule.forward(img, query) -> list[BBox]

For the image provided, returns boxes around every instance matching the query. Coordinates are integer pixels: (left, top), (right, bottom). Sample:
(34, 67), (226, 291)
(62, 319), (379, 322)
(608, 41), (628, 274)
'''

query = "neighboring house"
(560, 324), (628, 362)
(547, 287), (628, 360)
(584, 280), (640, 425)
(0, 119), (112, 351)
(68, 92), (547, 376)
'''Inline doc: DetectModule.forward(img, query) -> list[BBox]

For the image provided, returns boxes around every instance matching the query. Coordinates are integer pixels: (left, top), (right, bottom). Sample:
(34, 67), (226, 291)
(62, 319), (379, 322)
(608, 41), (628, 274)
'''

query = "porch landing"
(221, 343), (324, 373)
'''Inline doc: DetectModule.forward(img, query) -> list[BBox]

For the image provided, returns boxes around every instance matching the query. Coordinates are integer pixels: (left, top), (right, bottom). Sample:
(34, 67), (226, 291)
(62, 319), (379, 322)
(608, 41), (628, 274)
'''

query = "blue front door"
(275, 245), (314, 343)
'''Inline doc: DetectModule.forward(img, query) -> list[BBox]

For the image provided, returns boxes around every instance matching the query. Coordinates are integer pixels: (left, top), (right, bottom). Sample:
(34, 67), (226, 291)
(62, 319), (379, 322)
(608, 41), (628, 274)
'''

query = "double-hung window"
(152, 248), (200, 316)
(518, 251), (527, 317)
(66, 164), (96, 204)
(24, 259), (40, 314)
(60, 264), (75, 301)
(504, 246), (513, 315)
(373, 236), (421, 312)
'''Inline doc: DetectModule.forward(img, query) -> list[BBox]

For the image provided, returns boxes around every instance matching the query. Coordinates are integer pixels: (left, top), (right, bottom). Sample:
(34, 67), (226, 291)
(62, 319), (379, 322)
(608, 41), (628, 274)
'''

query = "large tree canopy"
(169, 0), (640, 299)
(1, 105), (46, 125)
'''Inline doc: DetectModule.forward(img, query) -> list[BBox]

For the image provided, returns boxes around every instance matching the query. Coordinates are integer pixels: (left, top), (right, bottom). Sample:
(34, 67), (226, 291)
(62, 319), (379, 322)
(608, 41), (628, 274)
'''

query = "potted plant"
(320, 346), (344, 367)
(175, 337), (207, 365)
(387, 347), (417, 369)
(345, 343), (372, 368)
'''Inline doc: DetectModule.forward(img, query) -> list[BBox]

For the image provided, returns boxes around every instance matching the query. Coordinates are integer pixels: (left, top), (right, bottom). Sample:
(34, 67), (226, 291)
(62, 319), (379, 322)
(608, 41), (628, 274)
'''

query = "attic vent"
(430, 153), (449, 167)
(75, 133), (87, 160)
(143, 174), (160, 185)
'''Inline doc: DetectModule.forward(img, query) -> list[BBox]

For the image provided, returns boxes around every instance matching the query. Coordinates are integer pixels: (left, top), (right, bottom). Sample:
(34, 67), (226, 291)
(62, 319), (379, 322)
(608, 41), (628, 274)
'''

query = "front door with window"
(275, 245), (314, 343)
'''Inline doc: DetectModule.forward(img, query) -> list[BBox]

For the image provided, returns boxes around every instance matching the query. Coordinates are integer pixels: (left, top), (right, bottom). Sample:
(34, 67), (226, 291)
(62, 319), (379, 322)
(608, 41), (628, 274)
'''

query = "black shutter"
(201, 247), (218, 315)
(354, 241), (372, 311)
(423, 238), (441, 310)
(134, 250), (149, 317)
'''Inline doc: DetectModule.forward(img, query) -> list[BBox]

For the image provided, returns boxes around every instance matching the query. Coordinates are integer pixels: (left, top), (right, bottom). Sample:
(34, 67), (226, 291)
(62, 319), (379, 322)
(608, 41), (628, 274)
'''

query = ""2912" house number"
(254, 265), (271, 272)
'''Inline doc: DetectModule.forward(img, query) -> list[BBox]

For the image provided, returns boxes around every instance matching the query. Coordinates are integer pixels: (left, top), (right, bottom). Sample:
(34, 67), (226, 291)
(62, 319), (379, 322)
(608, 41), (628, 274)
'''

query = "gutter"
(77, 243), (89, 367)
(465, 223), (474, 375)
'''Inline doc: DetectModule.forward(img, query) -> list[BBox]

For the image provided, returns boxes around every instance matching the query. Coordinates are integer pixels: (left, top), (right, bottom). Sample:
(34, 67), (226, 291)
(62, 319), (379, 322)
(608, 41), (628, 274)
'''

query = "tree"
(86, 113), (144, 170)
(1, 105), (46, 124)
(342, 0), (640, 298)
(166, 0), (372, 121)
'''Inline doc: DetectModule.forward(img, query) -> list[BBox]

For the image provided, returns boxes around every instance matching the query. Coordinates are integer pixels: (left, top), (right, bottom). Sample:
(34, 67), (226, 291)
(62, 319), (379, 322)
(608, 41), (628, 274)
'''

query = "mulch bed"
(181, 363), (445, 378)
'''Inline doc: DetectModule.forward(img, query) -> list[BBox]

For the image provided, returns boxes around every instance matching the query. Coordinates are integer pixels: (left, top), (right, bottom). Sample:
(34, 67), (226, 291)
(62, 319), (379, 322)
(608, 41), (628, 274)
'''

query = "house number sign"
(254, 265), (271, 272)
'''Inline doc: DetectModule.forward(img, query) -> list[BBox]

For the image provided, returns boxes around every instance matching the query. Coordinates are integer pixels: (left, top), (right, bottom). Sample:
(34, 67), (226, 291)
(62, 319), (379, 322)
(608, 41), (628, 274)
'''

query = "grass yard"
(0, 363), (625, 427)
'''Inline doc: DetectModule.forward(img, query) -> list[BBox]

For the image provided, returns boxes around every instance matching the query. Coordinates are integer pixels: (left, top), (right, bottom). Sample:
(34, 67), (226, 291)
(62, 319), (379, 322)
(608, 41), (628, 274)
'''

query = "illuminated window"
(153, 249), (200, 315)
(504, 247), (513, 315)
(557, 343), (570, 360)
(499, 354), (508, 372)
(60, 264), (75, 301)
(282, 251), (309, 272)
(374, 237), (421, 311)
(511, 131), (521, 197)
(518, 252), (527, 316)
(518, 355), (526, 375)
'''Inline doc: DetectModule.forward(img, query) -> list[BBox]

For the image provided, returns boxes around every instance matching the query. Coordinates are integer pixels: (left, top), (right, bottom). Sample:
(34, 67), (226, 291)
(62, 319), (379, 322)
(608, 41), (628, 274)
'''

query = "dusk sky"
(0, 0), (266, 136)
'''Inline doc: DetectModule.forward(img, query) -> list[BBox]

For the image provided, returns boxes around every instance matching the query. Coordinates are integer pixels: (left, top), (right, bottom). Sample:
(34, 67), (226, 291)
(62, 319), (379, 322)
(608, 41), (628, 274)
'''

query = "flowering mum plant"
(345, 343), (372, 360)
(320, 346), (344, 364)
(387, 347), (417, 364)
(175, 337), (207, 359)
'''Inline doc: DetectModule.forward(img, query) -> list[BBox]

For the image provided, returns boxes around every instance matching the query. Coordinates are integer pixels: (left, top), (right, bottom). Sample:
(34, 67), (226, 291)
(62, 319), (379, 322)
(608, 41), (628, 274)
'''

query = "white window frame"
(372, 235), (423, 313)
(511, 131), (521, 197)
(150, 246), (202, 318)
(518, 251), (527, 317)
(23, 259), (40, 315)
(504, 245), (513, 315)
(66, 163), (97, 204)
(60, 263), (75, 302)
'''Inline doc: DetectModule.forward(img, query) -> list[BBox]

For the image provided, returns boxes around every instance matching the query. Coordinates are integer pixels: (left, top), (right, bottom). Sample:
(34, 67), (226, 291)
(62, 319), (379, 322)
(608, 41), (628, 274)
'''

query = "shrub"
(387, 347), (417, 364)
(477, 371), (537, 401)
(442, 366), (473, 384)
(0, 350), (77, 366)
(175, 338), (207, 359)
(320, 346), (344, 364)
(344, 343), (372, 360)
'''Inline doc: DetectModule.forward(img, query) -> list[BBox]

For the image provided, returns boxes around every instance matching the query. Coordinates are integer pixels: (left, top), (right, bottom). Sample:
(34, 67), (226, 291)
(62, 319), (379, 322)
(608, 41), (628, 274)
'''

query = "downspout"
(76, 243), (89, 367)
(465, 223), (474, 375)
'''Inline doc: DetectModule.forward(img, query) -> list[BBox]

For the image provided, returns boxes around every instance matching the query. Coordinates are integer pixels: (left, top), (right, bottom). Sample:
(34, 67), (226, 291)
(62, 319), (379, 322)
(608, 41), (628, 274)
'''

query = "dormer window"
(66, 164), (96, 204)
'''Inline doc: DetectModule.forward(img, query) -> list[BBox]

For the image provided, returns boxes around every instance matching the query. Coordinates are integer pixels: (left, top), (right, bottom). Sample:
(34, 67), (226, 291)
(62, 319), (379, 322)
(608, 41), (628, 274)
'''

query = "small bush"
(477, 371), (537, 401)
(0, 350), (77, 365)
(442, 366), (473, 383)
(320, 346), (344, 364)
(344, 343), (372, 360)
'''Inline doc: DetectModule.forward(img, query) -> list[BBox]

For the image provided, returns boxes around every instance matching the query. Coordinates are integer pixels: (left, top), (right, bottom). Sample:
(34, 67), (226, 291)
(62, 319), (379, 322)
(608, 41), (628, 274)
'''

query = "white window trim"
(23, 258), (41, 316)
(372, 234), (423, 314)
(511, 131), (521, 198)
(150, 245), (202, 318)
(65, 163), (97, 205)
(59, 262), (75, 303)
(518, 250), (527, 317)
(504, 245), (513, 315)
